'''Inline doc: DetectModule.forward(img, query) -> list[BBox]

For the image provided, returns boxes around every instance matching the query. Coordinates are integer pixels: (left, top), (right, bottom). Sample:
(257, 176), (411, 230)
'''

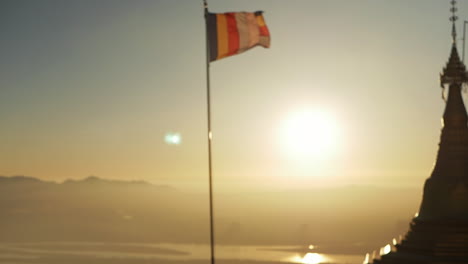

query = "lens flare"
(164, 133), (181, 145)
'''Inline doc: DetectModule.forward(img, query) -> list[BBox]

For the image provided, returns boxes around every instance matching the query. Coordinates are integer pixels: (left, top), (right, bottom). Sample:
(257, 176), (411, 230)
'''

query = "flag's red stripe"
(225, 13), (239, 56)
(259, 25), (269, 37)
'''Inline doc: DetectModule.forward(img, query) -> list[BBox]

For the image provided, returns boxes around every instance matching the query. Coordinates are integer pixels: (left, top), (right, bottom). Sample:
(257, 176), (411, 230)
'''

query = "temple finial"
(450, 0), (458, 45)
(440, 0), (468, 88)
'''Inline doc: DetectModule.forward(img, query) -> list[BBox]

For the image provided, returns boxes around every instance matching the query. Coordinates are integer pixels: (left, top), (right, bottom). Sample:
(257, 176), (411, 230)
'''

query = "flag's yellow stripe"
(256, 15), (266, 27)
(216, 14), (229, 59)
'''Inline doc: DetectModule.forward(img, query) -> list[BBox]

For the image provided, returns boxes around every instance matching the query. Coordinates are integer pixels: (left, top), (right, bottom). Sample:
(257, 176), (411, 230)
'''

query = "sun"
(281, 109), (340, 160)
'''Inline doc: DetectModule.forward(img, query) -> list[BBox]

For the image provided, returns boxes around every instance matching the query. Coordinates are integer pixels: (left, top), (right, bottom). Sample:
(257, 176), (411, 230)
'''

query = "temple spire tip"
(440, 0), (468, 88)
(450, 0), (459, 45)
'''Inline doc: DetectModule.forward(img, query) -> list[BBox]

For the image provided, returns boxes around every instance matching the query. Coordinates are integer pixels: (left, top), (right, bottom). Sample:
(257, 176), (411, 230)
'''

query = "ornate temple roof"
(440, 44), (468, 87)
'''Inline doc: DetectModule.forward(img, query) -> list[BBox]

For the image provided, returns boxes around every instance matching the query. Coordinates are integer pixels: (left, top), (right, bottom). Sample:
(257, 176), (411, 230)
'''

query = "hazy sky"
(1, 0), (466, 191)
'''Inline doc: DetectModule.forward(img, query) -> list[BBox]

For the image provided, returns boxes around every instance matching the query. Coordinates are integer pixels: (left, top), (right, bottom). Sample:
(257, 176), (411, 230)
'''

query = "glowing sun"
(281, 109), (340, 159)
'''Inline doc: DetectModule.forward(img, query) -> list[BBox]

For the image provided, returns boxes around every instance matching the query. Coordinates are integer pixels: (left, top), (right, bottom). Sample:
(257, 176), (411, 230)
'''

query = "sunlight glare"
(281, 109), (340, 160)
(379, 244), (391, 256)
(300, 253), (325, 264)
(363, 253), (370, 264)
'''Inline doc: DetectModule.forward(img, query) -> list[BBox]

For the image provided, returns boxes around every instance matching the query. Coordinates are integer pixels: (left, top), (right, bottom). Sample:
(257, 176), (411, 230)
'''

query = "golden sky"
(0, 0), (464, 191)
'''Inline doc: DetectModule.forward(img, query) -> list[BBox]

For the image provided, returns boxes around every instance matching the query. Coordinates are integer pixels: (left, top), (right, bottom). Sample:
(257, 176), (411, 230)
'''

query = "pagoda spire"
(439, 35), (468, 128)
(367, 2), (468, 263)
(422, 0), (468, 218)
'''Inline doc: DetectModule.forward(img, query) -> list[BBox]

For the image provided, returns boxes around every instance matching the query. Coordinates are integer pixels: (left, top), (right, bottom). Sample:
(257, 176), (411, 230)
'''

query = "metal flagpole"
(463, 20), (468, 62)
(203, 1), (216, 264)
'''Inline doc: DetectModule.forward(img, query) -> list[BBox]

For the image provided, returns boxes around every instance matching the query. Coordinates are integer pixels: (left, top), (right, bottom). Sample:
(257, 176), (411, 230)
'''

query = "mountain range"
(0, 175), (421, 254)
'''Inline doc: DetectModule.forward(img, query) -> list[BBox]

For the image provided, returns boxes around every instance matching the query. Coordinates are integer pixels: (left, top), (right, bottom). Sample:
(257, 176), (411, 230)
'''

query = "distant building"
(366, 2), (468, 264)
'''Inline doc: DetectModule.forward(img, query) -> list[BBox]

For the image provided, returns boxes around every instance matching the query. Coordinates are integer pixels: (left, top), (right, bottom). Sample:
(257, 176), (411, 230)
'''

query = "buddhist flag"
(207, 11), (270, 62)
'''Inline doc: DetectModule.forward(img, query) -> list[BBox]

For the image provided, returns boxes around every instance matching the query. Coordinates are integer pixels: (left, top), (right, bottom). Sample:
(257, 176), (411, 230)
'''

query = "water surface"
(0, 242), (364, 264)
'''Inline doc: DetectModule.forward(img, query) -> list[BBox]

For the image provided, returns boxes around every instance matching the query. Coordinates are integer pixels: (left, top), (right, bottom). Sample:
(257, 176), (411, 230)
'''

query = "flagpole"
(203, 1), (216, 264)
(463, 20), (468, 62)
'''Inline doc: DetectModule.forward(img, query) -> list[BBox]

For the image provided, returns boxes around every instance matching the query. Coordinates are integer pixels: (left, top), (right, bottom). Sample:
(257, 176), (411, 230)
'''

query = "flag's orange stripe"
(216, 14), (229, 59)
(225, 13), (239, 56)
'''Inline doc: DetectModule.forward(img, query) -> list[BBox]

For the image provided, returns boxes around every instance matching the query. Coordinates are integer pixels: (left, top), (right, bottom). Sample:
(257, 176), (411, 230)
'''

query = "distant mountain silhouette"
(0, 175), (45, 183)
(62, 175), (166, 187)
(0, 175), (423, 253)
(0, 175), (207, 243)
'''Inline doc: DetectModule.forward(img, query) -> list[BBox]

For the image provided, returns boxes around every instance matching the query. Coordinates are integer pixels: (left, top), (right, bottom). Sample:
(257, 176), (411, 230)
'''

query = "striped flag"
(207, 11), (270, 62)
